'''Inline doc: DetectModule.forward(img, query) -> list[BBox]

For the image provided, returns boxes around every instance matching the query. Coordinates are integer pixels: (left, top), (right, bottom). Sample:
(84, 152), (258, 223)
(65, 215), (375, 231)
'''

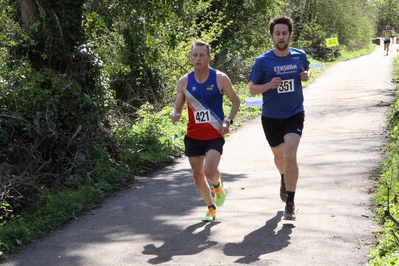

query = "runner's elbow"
(249, 85), (259, 95)
(249, 88), (261, 95)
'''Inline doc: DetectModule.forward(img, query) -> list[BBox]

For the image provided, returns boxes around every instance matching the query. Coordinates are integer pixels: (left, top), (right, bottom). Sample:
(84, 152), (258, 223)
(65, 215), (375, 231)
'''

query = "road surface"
(2, 44), (396, 265)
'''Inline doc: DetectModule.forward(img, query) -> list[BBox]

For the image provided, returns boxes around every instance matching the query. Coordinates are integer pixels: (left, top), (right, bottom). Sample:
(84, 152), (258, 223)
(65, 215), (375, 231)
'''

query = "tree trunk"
(19, 0), (40, 28)
(16, 0), (87, 73)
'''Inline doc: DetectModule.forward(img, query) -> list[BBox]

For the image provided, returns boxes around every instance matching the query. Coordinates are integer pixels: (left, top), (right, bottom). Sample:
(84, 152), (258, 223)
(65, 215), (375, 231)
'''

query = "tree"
(204, 0), (283, 82)
(0, 0), (111, 212)
(375, 0), (399, 32)
(284, 0), (377, 59)
(15, 0), (84, 72)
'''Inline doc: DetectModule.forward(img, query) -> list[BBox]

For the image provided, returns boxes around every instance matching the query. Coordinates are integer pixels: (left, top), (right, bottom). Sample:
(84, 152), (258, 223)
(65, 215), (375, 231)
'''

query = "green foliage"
(0, 63), (110, 168)
(318, 0), (376, 49)
(375, 0), (399, 32)
(338, 43), (376, 60)
(83, 0), (283, 110)
(10, 0), (87, 73)
(114, 104), (187, 173)
(0, 1), (127, 257)
(287, 0), (377, 51)
(207, 0), (283, 82)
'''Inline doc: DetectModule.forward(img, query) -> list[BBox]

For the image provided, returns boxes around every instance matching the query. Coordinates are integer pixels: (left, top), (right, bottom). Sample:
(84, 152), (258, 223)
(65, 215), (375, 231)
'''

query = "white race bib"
(277, 79), (294, 94)
(194, 110), (212, 123)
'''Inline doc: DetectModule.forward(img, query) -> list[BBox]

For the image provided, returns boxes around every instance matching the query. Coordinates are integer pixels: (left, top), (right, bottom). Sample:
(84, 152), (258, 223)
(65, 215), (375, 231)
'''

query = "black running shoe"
(283, 202), (296, 220)
(280, 181), (287, 202)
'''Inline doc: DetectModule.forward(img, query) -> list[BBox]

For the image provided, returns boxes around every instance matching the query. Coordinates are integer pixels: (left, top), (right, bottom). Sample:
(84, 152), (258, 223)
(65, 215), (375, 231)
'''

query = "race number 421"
(277, 79), (294, 93)
(194, 110), (211, 123)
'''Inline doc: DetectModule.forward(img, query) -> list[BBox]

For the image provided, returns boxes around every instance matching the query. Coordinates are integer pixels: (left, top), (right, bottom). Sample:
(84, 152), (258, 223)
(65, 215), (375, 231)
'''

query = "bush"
(304, 46), (341, 61)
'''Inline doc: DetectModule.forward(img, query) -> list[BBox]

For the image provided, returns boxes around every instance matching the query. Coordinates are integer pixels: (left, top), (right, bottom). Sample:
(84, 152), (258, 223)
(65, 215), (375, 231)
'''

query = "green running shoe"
(202, 207), (216, 222)
(214, 180), (226, 206)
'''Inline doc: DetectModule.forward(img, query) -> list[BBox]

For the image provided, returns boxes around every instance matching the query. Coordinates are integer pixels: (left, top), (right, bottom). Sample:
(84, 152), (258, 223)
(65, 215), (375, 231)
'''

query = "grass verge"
(368, 52), (399, 265)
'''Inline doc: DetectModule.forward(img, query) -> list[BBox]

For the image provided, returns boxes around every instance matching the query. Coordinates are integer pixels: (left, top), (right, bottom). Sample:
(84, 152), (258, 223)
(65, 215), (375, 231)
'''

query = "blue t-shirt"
(249, 48), (310, 119)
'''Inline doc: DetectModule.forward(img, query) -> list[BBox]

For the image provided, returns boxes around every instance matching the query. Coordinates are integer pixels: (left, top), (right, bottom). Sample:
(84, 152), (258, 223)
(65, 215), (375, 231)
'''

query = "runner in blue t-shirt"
(249, 16), (311, 221)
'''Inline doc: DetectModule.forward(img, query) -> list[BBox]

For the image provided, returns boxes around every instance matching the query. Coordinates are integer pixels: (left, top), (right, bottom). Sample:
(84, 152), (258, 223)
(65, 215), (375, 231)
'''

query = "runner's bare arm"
(217, 72), (240, 134)
(249, 78), (282, 95)
(172, 76), (187, 124)
(218, 72), (240, 119)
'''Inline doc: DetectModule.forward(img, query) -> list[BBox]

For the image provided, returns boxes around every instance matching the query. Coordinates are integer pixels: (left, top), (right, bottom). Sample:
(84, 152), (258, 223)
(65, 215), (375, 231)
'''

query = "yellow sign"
(326, 37), (339, 47)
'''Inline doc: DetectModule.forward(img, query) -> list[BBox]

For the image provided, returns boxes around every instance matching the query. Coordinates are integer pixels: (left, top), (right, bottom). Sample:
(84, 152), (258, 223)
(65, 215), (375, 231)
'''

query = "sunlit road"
(2, 43), (396, 265)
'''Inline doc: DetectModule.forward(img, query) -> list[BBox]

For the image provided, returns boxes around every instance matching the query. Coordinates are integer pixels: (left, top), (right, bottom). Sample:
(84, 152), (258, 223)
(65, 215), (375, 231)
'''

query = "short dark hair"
(269, 16), (293, 35)
(191, 40), (211, 56)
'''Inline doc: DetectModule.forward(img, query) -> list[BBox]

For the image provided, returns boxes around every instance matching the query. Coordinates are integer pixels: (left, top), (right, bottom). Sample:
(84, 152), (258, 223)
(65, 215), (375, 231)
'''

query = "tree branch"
(0, 114), (43, 137)
(375, 5), (399, 19)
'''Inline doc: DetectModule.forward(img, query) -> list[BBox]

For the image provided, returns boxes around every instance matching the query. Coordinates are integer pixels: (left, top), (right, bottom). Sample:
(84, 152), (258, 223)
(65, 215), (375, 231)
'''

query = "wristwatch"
(224, 119), (233, 125)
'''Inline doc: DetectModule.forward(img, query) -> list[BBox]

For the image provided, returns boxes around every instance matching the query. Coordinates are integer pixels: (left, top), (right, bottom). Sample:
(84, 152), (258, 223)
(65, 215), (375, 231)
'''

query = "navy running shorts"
(184, 135), (225, 157)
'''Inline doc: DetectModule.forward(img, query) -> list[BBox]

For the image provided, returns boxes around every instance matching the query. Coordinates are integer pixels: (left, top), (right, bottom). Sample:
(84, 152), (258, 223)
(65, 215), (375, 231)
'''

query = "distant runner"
(391, 27), (395, 43)
(382, 25), (392, 56)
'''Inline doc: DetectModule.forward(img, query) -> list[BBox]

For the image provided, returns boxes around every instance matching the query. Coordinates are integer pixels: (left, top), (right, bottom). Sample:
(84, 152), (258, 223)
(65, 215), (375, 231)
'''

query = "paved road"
(2, 45), (396, 266)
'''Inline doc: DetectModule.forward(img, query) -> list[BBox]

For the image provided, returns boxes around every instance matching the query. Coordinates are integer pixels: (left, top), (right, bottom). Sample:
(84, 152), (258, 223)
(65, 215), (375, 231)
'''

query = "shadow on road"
(142, 222), (219, 264)
(223, 211), (293, 264)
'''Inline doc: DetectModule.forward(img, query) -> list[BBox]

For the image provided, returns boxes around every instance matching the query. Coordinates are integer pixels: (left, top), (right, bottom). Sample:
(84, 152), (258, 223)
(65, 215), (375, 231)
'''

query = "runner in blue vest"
(172, 41), (240, 222)
(249, 16), (311, 220)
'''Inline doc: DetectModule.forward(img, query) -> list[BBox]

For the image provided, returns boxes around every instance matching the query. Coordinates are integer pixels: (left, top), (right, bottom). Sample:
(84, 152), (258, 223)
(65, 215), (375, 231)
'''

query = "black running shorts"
(184, 135), (225, 157)
(261, 111), (305, 148)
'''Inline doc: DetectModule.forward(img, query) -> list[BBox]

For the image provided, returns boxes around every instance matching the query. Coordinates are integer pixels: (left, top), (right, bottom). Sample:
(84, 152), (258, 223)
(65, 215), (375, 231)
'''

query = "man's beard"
(274, 41), (289, 51)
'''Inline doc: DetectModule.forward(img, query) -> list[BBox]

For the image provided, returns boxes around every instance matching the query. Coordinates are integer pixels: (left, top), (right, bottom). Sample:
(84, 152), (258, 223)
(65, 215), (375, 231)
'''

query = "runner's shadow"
(142, 221), (219, 264)
(224, 211), (293, 264)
